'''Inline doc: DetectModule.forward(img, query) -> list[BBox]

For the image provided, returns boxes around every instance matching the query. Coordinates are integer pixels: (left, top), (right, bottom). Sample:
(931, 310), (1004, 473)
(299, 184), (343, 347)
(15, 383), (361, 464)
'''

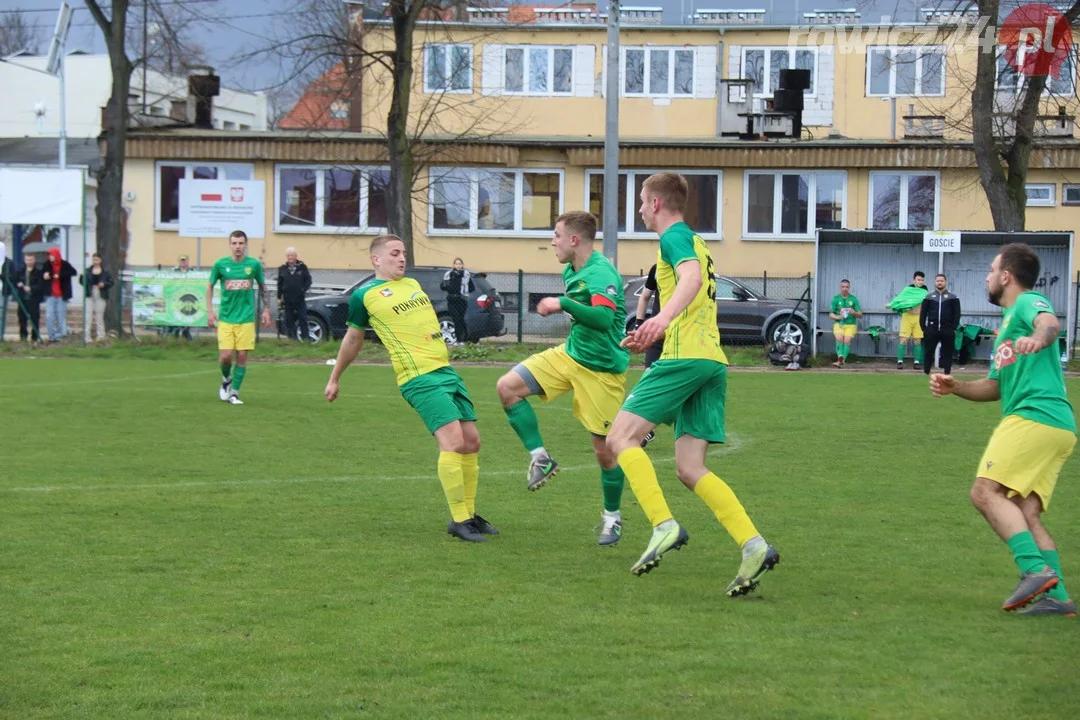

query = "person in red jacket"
(42, 247), (77, 342)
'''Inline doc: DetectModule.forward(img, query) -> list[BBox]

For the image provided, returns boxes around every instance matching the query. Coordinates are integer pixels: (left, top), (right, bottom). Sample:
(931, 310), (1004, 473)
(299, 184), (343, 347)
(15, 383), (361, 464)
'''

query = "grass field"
(1, 357), (1079, 719)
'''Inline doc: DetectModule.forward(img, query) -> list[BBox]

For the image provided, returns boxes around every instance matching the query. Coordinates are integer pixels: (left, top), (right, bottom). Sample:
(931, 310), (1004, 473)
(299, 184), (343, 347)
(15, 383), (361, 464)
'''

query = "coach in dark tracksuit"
(277, 248), (313, 341)
(920, 273), (961, 375)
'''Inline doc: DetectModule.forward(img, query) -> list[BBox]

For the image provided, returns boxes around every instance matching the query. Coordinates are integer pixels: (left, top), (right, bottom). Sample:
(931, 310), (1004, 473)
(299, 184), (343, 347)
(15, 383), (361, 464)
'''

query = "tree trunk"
(386, 1), (421, 266)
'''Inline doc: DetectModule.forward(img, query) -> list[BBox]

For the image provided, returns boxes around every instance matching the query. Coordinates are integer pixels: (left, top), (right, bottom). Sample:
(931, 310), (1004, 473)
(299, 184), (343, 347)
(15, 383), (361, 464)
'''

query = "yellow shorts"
(899, 312), (923, 340)
(520, 344), (626, 436)
(217, 321), (256, 351)
(832, 323), (857, 339)
(977, 415), (1076, 509)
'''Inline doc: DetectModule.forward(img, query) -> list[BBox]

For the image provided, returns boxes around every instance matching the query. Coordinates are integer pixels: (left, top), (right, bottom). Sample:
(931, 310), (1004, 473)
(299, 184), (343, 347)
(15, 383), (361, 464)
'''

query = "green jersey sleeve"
(659, 228), (697, 268)
(852, 296), (862, 312)
(346, 287), (371, 329)
(1018, 293), (1055, 325)
(831, 295), (840, 313)
(208, 260), (221, 285)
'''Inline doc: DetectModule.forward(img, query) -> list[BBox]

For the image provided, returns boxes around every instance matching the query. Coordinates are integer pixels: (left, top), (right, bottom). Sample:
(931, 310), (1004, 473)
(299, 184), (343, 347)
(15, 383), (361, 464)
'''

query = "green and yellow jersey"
(561, 251), (629, 374)
(655, 222), (727, 364)
(209, 256), (265, 324)
(831, 294), (861, 325)
(989, 291), (1075, 432)
(347, 277), (449, 386)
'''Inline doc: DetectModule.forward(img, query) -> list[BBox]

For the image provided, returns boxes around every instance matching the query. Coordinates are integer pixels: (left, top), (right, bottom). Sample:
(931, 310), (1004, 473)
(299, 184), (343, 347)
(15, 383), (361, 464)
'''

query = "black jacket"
(920, 290), (961, 332)
(277, 261), (312, 304)
(42, 259), (78, 301)
(13, 262), (44, 303)
(1, 257), (12, 298)
(440, 268), (474, 297)
(82, 267), (114, 300)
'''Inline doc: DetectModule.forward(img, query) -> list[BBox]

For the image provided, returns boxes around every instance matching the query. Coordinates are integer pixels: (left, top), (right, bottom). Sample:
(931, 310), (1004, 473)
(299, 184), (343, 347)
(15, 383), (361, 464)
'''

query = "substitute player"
(325, 235), (496, 544)
(829, 279), (862, 368)
(206, 230), (272, 405)
(893, 271), (927, 369)
(495, 211), (629, 546)
(606, 172), (779, 596)
(931, 243), (1076, 616)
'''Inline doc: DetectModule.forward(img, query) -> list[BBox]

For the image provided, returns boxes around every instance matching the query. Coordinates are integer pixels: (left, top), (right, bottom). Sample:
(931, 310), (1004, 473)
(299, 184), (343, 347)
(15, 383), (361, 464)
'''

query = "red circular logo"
(1000, 4), (1073, 79)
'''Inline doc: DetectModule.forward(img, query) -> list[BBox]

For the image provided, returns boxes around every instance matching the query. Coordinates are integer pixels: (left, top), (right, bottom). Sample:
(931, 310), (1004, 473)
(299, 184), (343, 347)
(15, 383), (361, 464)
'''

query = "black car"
(623, 274), (809, 346)
(281, 266), (506, 344)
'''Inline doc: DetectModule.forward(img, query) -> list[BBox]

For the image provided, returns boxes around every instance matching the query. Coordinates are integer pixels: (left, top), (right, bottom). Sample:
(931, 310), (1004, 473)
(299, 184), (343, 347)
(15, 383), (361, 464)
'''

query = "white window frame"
(501, 45), (575, 96)
(742, 170), (848, 241)
(427, 167), (565, 236)
(424, 43), (473, 94)
(154, 161), (255, 230)
(583, 169), (723, 239)
(1025, 183), (1056, 207)
(865, 46), (946, 97)
(621, 46), (697, 98)
(740, 46), (818, 98)
(867, 170), (942, 230)
(996, 45), (1077, 95)
(1063, 183), (1080, 206)
(273, 163), (390, 233)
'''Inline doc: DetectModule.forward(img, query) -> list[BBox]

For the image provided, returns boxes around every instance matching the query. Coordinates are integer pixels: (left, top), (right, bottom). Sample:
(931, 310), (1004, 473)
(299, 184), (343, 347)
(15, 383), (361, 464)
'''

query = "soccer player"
(829, 279), (862, 368)
(930, 243), (1076, 616)
(607, 172), (779, 595)
(892, 271), (927, 370)
(633, 263), (662, 446)
(206, 230), (272, 405)
(495, 211), (629, 546)
(325, 234), (495, 543)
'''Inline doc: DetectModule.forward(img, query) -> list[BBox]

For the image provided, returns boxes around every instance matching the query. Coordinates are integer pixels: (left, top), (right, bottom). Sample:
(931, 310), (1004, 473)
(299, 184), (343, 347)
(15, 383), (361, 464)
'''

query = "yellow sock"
(693, 472), (759, 546)
(461, 453), (479, 517)
(437, 452), (471, 523)
(617, 447), (673, 526)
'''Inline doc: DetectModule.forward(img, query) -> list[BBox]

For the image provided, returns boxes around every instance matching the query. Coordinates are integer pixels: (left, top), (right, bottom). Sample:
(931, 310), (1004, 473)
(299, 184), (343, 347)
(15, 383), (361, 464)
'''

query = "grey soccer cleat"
(447, 519), (486, 543)
(597, 514), (622, 547)
(526, 453), (559, 491)
(726, 544), (781, 597)
(1002, 568), (1060, 611)
(1016, 595), (1077, 617)
(630, 522), (689, 576)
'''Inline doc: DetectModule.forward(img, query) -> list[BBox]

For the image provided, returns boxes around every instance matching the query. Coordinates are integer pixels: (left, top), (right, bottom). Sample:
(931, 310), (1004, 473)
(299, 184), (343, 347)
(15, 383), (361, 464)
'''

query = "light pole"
(602, 0), (621, 266)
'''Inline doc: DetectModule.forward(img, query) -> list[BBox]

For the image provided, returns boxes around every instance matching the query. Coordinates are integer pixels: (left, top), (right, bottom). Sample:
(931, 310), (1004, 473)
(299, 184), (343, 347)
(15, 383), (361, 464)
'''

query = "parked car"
(279, 266), (506, 344)
(623, 274), (809, 346)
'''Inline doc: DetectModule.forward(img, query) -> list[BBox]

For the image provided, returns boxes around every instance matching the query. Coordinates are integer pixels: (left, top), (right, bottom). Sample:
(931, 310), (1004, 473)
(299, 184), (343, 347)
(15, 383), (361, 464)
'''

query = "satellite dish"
(34, 102), (47, 118)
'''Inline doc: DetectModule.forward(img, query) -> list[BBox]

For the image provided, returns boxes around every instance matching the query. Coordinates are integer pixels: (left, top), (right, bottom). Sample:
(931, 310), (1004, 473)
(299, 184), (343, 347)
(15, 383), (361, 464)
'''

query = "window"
(586, 170), (723, 237)
(1063, 184), (1080, 205)
(503, 46), (574, 95)
(742, 47), (817, 96)
(425, 44), (472, 93)
(428, 168), (563, 234)
(997, 46), (1076, 95)
(1025, 183), (1056, 207)
(866, 46), (945, 96)
(274, 164), (389, 231)
(155, 161), (255, 227)
(329, 100), (349, 119)
(623, 47), (695, 97)
(744, 171), (846, 238)
(869, 172), (939, 230)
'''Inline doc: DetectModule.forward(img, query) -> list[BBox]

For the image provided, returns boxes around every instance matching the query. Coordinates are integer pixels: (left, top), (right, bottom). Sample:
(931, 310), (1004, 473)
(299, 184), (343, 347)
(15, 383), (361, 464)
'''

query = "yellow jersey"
(655, 222), (728, 363)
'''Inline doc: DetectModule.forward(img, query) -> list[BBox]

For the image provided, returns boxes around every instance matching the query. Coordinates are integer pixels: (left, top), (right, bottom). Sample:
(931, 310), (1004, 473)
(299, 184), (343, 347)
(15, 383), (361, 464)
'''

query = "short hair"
(285, 246), (297, 255)
(557, 211), (597, 242)
(840, 278), (850, 284)
(936, 273), (946, 280)
(998, 243), (1040, 289)
(369, 234), (403, 255)
(913, 271), (925, 279)
(642, 173), (688, 213)
(229, 230), (248, 242)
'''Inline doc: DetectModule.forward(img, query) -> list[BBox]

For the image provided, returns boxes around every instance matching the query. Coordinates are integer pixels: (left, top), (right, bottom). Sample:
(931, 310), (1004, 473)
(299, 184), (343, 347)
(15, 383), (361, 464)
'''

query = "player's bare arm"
(325, 326), (365, 402)
(258, 279), (273, 328)
(1016, 312), (1060, 355)
(930, 374), (1000, 402)
(624, 261), (701, 352)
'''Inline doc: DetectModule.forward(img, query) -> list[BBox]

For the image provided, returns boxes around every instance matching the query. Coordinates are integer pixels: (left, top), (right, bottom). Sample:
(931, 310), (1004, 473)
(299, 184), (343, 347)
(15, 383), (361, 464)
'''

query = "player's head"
(988, 243), (1039, 307)
(639, 173), (688, 232)
(370, 234), (406, 280)
(285, 247), (297, 264)
(452, 257), (464, 271)
(913, 271), (925, 287)
(935, 273), (947, 290)
(229, 230), (248, 259)
(839, 279), (850, 295)
(552, 211), (597, 263)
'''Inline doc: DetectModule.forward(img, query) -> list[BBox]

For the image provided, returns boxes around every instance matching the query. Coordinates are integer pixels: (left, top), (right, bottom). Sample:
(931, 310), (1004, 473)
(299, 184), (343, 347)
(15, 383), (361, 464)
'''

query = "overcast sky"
(5, 0), (939, 92)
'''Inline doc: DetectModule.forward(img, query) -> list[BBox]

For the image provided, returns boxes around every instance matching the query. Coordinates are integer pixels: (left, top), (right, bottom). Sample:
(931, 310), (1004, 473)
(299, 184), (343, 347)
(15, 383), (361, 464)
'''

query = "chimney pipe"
(188, 67), (221, 129)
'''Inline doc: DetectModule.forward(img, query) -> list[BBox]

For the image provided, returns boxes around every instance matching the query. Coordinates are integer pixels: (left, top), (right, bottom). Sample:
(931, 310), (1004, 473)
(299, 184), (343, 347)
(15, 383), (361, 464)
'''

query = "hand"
(622, 314), (668, 353)
(325, 379), (340, 403)
(97, 282), (104, 289)
(536, 297), (562, 317)
(929, 373), (955, 398)
(261, 308), (273, 329)
(1015, 336), (1043, 355)
(207, 310), (216, 329)
(43, 272), (50, 280)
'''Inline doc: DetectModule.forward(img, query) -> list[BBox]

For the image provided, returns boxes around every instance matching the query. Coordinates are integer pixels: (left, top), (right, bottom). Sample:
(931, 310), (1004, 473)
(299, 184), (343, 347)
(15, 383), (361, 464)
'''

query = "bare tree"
(0, 9), (43, 56)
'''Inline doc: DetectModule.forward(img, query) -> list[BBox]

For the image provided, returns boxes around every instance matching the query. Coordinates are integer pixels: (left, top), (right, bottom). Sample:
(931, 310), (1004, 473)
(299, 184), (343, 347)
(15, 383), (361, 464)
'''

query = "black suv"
(281, 266), (506, 344)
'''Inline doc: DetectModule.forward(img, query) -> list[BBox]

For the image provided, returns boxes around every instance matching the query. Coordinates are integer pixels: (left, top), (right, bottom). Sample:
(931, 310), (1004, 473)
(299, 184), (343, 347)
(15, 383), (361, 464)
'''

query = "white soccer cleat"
(219, 378), (231, 401)
(228, 392), (244, 405)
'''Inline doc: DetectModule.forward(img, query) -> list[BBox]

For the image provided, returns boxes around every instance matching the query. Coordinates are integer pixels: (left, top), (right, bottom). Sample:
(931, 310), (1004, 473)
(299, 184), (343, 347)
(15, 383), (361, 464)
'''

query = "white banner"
(179, 179), (265, 238)
(923, 230), (962, 253)
(0, 168), (84, 225)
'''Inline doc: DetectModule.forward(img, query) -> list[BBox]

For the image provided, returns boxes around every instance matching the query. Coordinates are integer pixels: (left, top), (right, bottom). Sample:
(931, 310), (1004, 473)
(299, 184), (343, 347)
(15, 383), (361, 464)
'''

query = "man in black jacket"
(920, 273), (961, 375)
(277, 247), (313, 341)
(13, 252), (43, 342)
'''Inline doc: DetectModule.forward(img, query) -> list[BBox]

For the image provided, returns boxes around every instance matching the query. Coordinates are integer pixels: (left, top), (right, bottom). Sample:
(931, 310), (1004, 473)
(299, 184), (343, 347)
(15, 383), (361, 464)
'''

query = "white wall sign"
(923, 230), (962, 253)
(179, 179), (265, 238)
(0, 168), (84, 225)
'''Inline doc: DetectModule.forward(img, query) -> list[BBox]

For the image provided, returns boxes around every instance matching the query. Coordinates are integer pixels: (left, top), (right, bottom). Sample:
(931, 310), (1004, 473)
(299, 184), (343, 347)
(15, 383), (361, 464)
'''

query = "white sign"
(923, 230), (962, 253)
(0, 168), (84, 225)
(179, 179), (265, 238)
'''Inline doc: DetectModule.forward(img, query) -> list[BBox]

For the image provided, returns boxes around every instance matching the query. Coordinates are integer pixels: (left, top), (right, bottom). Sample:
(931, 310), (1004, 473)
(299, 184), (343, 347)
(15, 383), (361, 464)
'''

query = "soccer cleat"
(640, 431), (656, 449)
(526, 453), (559, 491)
(1016, 595), (1077, 617)
(630, 522), (688, 576)
(470, 514), (500, 536)
(598, 514), (622, 547)
(832, 359), (843, 368)
(896, 361), (904, 370)
(726, 544), (781, 597)
(1002, 568), (1059, 611)
(219, 378), (231, 401)
(447, 519), (486, 543)
(227, 392), (244, 405)
(913, 361), (922, 370)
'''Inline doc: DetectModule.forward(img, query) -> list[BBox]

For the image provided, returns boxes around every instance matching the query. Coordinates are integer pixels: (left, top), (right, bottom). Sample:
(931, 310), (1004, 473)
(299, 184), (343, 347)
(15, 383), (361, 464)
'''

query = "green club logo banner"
(132, 271), (213, 327)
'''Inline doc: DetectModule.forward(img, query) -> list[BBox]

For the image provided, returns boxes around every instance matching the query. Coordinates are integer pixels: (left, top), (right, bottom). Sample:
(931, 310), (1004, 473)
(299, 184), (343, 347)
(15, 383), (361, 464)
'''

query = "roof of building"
(0, 137), (102, 172)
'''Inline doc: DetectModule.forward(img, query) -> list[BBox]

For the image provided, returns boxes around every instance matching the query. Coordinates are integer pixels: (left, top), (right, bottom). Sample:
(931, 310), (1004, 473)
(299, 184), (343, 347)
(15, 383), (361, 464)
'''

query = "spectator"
(277, 247), (313, 341)
(440, 257), (474, 345)
(920, 273), (961, 375)
(14, 252), (43, 343)
(41, 247), (77, 342)
(81, 253), (113, 341)
(633, 263), (662, 447)
(1, 241), (11, 309)
(170, 255), (193, 340)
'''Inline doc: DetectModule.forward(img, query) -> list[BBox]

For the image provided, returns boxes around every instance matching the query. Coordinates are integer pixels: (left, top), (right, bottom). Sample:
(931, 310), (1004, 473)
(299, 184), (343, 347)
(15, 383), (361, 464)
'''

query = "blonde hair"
(642, 173), (689, 213)
(369, 234), (403, 255)
(557, 211), (597, 242)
